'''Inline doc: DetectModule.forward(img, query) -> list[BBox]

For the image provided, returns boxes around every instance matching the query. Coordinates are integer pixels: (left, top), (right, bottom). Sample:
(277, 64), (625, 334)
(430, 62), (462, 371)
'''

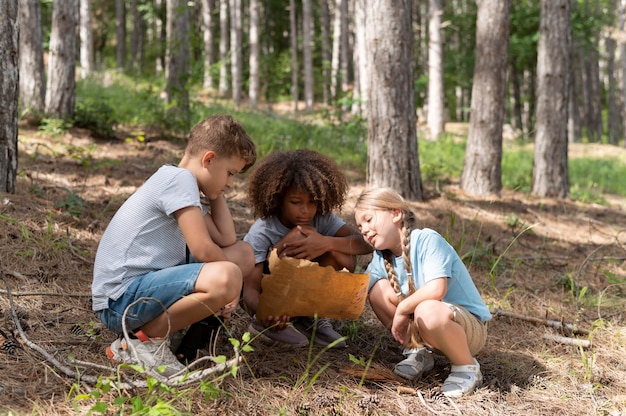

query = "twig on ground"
(543, 333), (591, 349)
(0, 289), (91, 297)
(491, 307), (591, 335)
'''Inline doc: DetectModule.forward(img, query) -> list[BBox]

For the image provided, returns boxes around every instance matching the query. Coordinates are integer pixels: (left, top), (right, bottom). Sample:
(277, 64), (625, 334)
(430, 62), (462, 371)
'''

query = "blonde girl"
(354, 188), (491, 397)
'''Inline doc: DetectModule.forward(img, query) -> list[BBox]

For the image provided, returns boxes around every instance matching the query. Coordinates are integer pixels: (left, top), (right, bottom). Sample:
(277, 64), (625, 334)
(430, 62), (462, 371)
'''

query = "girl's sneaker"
(248, 317), (309, 347)
(441, 358), (483, 397)
(106, 332), (187, 377)
(393, 347), (435, 380)
(293, 317), (347, 348)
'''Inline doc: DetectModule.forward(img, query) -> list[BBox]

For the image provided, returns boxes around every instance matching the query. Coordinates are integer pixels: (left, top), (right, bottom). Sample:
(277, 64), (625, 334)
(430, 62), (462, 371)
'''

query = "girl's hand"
(280, 225), (327, 260)
(391, 312), (410, 345)
(264, 314), (291, 330)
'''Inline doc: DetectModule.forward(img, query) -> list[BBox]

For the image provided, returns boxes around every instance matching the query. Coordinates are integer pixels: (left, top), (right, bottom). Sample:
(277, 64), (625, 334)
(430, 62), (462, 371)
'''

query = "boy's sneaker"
(248, 317), (309, 347)
(293, 317), (347, 348)
(441, 358), (483, 397)
(175, 315), (222, 364)
(393, 347), (435, 380)
(106, 333), (187, 377)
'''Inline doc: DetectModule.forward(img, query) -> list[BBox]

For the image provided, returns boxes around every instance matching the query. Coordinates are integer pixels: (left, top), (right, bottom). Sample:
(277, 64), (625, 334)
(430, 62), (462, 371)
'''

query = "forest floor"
(0, 121), (625, 415)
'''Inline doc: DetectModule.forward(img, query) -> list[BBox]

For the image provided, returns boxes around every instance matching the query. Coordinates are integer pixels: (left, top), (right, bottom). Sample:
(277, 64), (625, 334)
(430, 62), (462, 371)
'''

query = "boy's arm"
(175, 206), (229, 263)
(203, 194), (238, 247)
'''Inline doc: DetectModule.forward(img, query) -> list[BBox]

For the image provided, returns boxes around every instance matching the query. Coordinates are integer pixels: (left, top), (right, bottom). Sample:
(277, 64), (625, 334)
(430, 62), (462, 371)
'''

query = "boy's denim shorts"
(97, 263), (204, 335)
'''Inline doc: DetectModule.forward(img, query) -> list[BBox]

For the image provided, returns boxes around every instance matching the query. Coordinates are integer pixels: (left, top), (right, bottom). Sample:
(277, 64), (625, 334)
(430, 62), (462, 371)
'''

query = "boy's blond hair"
(186, 115), (257, 172)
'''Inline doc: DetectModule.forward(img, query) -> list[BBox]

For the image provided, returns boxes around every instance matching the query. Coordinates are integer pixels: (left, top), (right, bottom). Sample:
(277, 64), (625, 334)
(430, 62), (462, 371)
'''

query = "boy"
(92, 115), (256, 376)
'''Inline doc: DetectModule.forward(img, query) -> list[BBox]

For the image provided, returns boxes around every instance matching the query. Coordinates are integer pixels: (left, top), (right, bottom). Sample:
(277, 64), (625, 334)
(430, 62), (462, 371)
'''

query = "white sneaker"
(393, 347), (435, 380)
(106, 336), (187, 377)
(441, 358), (483, 397)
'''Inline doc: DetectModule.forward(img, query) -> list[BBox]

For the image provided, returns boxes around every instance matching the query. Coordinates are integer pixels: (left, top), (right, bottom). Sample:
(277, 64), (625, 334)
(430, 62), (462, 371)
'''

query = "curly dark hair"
(247, 149), (348, 218)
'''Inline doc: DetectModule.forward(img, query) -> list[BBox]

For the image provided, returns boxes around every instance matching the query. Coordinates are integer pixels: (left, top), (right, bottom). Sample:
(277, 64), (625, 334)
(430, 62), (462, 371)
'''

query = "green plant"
(74, 99), (117, 139)
(56, 191), (85, 217)
(38, 118), (71, 137)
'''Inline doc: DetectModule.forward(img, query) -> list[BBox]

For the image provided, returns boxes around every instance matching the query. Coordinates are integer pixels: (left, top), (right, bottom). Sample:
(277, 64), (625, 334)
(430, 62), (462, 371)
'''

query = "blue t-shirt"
(366, 228), (491, 322)
(244, 214), (345, 264)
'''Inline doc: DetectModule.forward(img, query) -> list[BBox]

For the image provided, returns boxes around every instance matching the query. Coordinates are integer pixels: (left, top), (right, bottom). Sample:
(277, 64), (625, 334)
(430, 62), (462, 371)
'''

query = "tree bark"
(365, 0), (422, 200)
(202, 0), (216, 90)
(0, 0), (18, 194)
(115, 0), (126, 70)
(248, 0), (259, 107)
(606, 3), (621, 146)
(461, 0), (510, 197)
(532, 0), (570, 198)
(166, 0), (191, 126)
(330, 0), (344, 102)
(352, 0), (367, 117)
(230, 0), (242, 106)
(46, 0), (78, 118)
(79, 0), (94, 78)
(218, 0), (229, 97)
(303, 0), (314, 110)
(18, 0), (45, 113)
(130, 0), (146, 74)
(427, 0), (445, 139)
(319, 0), (331, 105)
(290, 0), (299, 111)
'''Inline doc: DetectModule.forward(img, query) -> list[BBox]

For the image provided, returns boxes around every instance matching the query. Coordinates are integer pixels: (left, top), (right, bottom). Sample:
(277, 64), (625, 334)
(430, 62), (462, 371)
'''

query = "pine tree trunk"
(155, 0), (165, 74)
(427, 0), (445, 139)
(18, 0), (45, 113)
(303, 0), (314, 110)
(606, 2), (620, 146)
(218, 0), (229, 97)
(290, 0), (299, 111)
(330, 0), (344, 102)
(620, 0), (626, 147)
(532, 0), (570, 198)
(461, 0), (510, 197)
(46, 0), (78, 118)
(352, 0), (367, 117)
(248, 0), (259, 107)
(166, 0), (191, 126)
(229, 0), (242, 106)
(202, 0), (215, 90)
(319, 0), (331, 105)
(79, 0), (94, 78)
(365, 0), (422, 200)
(0, 0), (18, 194)
(130, 0), (145, 74)
(116, 0), (126, 70)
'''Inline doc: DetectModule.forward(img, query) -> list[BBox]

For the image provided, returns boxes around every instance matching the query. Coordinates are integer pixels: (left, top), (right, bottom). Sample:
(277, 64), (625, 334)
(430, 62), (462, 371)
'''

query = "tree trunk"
(290, 0), (299, 111)
(319, 0), (331, 105)
(303, 0), (314, 110)
(339, 0), (349, 113)
(46, 0), (78, 119)
(427, 0), (445, 139)
(618, 0), (626, 147)
(130, 0), (146, 74)
(352, 0), (367, 117)
(365, 0), (422, 200)
(218, 0), (229, 97)
(115, 0), (126, 71)
(532, 0), (570, 198)
(18, 0), (45, 113)
(0, 0), (18, 194)
(155, 0), (165, 74)
(606, 4), (621, 146)
(248, 0), (259, 107)
(166, 0), (191, 126)
(229, 0), (242, 106)
(330, 0), (344, 102)
(202, 0), (216, 90)
(461, 0), (510, 197)
(79, 0), (94, 79)
(567, 44), (581, 143)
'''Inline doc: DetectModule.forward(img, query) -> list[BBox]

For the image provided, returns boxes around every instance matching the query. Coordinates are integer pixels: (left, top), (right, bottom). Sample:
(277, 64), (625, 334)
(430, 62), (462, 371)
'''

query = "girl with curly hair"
(353, 187), (491, 397)
(243, 149), (372, 347)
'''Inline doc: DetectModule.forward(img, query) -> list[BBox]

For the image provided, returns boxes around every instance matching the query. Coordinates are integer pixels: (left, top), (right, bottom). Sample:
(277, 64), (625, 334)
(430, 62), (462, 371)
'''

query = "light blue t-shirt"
(366, 228), (491, 322)
(92, 165), (206, 311)
(244, 214), (345, 264)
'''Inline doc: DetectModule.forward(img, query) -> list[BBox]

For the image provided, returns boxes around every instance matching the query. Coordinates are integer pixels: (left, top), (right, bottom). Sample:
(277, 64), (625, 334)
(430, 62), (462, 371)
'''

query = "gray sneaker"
(393, 347), (435, 380)
(294, 317), (347, 348)
(106, 336), (187, 377)
(248, 318), (309, 347)
(441, 358), (482, 397)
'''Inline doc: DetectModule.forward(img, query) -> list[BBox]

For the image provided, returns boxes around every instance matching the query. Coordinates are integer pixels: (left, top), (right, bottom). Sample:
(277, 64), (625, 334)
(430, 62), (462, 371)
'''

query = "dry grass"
(0, 125), (625, 415)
